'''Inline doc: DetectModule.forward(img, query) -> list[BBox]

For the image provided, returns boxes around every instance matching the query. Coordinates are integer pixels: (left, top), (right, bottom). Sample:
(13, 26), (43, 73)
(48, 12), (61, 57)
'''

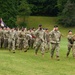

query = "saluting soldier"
(34, 24), (45, 57)
(49, 26), (62, 60)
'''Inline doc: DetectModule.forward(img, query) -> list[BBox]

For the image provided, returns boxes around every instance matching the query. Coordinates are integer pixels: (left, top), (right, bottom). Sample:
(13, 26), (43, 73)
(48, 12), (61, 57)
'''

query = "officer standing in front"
(49, 26), (62, 60)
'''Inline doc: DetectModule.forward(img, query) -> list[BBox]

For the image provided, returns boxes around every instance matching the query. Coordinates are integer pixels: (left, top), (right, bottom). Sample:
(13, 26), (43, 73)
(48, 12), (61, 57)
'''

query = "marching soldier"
(66, 30), (75, 58)
(18, 29), (25, 50)
(3, 27), (9, 48)
(34, 24), (45, 57)
(8, 28), (16, 53)
(49, 26), (62, 60)
(0, 27), (3, 48)
(44, 29), (50, 52)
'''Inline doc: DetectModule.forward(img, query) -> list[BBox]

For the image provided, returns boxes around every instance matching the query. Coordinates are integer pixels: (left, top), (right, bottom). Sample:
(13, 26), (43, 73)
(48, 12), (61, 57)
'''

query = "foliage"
(27, 0), (58, 16)
(18, 0), (31, 16)
(18, 0), (31, 27)
(18, 22), (27, 28)
(58, 0), (75, 27)
(0, 0), (31, 28)
(0, 0), (17, 28)
(57, 0), (67, 15)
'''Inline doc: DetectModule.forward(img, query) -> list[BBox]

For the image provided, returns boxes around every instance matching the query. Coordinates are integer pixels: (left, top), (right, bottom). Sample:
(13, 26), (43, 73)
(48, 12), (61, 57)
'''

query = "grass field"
(0, 38), (75, 75)
(0, 16), (75, 75)
(27, 16), (75, 36)
(17, 16), (75, 35)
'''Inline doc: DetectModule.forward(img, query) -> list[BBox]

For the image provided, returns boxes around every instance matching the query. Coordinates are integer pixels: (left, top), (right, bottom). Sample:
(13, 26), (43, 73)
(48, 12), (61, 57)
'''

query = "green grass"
(17, 16), (75, 35)
(0, 38), (75, 75)
(26, 16), (75, 36)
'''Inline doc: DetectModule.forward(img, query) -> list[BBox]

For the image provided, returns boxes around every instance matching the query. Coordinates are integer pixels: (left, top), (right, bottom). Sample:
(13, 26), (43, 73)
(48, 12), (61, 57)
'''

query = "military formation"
(0, 24), (75, 61)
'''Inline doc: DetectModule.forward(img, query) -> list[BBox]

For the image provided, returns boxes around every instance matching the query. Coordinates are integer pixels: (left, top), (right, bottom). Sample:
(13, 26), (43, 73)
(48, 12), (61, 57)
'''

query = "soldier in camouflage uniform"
(66, 30), (75, 58)
(34, 25), (45, 57)
(8, 28), (16, 53)
(72, 34), (75, 58)
(0, 27), (4, 48)
(8, 28), (12, 51)
(3, 27), (9, 48)
(31, 28), (36, 49)
(27, 28), (33, 48)
(44, 29), (50, 52)
(15, 28), (20, 49)
(27, 28), (36, 49)
(18, 29), (25, 50)
(49, 26), (61, 60)
(23, 33), (30, 52)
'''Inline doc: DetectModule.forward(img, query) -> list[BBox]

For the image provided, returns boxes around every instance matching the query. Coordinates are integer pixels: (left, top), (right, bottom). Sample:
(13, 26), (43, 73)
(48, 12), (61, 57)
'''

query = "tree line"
(0, 0), (75, 27)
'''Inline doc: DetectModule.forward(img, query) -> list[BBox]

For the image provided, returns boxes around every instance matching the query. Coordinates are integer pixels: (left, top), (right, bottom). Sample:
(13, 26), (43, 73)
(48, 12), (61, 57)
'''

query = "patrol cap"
(32, 27), (34, 30)
(54, 25), (58, 28)
(38, 24), (42, 27)
(45, 28), (48, 30)
(68, 30), (72, 33)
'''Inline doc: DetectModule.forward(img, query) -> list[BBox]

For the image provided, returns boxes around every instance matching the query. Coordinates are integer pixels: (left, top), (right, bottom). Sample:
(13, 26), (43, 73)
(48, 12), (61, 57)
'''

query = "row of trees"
(0, 0), (75, 27)
(27, 0), (58, 16)
(58, 0), (75, 27)
(27, 0), (75, 27)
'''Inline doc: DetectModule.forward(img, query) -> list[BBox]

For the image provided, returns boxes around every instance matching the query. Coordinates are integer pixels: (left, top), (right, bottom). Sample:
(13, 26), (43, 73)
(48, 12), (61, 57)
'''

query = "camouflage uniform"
(18, 30), (24, 50)
(15, 29), (21, 49)
(8, 29), (16, 53)
(31, 30), (36, 49)
(3, 29), (9, 48)
(34, 28), (45, 55)
(28, 29), (35, 48)
(23, 33), (29, 52)
(67, 35), (75, 57)
(27, 30), (32, 48)
(0, 28), (4, 48)
(8, 30), (12, 51)
(72, 40), (75, 57)
(44, 30), (50, 52)
(49, 29), (61, 59)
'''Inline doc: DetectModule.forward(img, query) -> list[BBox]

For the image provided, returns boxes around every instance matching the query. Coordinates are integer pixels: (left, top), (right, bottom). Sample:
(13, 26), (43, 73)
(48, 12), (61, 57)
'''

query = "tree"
(58, 0), (75, 27)
(27, 0), (58, 16)
(57, 0), (67, 15)
(0, 0), (31, 28)
(0, 0), (18, 28)
(17, 0), (31, 27)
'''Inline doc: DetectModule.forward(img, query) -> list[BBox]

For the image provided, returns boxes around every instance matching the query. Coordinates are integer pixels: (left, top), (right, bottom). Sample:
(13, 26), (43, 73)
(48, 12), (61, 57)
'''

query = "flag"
(0, 18), (7, 27)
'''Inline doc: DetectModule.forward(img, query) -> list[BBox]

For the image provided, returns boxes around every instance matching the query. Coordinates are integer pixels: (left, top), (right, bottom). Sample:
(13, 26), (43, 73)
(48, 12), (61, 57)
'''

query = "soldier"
(23, 33), (30, 52)
(15, 28), (20, 49)
(18, 29), (25, 50)
(3, 27), (9, 48)
(8, 28), (12, 51)
(8, 28), (16, 53)
(28, 28), (36, 49)
(31, 27), (36, 49)
(72, 34), (75, 58)
(44, 29), (50, 52)
(0, 27), (3, 48)
(66, 30), (75, 58)
(34, 24), (45, 57)
(27, 28), (33, 48)
(49, 26), (61, 60)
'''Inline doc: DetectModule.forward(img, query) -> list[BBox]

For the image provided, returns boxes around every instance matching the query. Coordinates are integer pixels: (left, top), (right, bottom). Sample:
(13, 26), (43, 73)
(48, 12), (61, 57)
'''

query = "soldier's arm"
(72, 34), (75, 41)
(34, 29), (39, 36)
